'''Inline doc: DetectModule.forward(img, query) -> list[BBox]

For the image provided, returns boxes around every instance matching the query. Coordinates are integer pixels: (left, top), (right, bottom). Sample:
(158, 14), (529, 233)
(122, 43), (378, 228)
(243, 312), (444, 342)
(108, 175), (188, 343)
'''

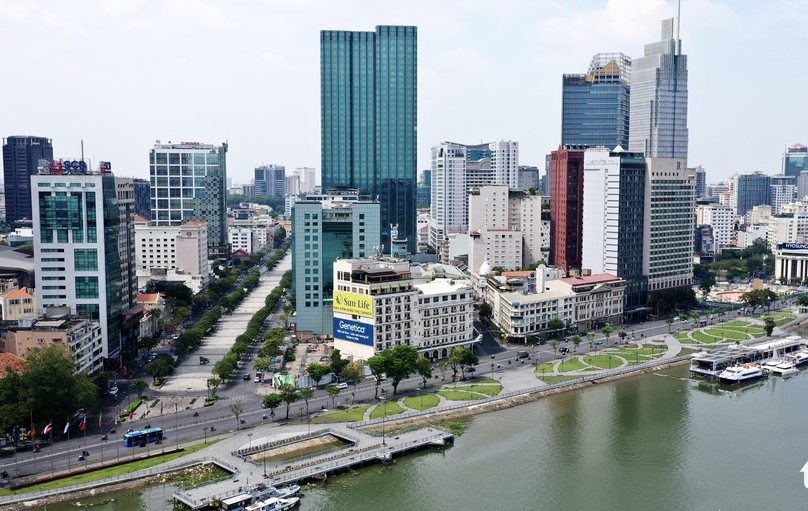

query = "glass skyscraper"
(2, 136), (53, 224)
(783, 144), (808, 178)
(561, 53), (631, 149)
(321, 26), (417, 253)
(629, 15), (688, 160)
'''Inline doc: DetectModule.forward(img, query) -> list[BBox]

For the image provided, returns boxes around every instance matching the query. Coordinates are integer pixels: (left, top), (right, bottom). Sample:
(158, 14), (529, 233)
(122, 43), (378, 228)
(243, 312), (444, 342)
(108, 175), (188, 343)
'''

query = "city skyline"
(1, 0), (806, 185)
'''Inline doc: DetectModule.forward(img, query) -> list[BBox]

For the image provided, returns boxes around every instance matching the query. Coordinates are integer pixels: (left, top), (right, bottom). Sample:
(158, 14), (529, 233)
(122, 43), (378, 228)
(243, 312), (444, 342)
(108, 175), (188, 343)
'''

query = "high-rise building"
(115, 177), (143, 359)
(255, 164), (285, 197)
(149, 142), (228, 258)
(700, 204), (733, 248)
(135, 217), (210, 293)
(643, 158), (696, 295)
(690, 165), (706, 197)
(783, 144), (808, 178)
(321, 26), (417, 253)
(518, 166), (540, 191)
(581, 147), (648, 316)
(770, 174), (796, 215)
(732, 172), (770, 217)
(291, 191), (380, 336)
(797, 171), (808, 200)
(33, 160), (124, 367)
(285, 174), (301, 196)
(550, 146), (586, 272)
(561, 53), (631, 149)
(295, 167), (317, 193)
(629, 12), (688, 160)
(132, 178), (151, 220)
(2, 136), (53, 224)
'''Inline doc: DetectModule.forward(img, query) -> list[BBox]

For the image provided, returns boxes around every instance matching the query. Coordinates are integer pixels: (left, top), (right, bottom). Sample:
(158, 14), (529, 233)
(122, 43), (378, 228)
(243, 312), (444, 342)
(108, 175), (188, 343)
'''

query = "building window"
(74, 249), (99, 271)
(75, 276), (100, 299)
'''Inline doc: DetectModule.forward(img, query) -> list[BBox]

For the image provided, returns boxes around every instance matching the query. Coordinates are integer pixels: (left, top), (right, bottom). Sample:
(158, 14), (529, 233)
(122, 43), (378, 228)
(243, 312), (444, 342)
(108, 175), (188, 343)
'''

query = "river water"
(35, 363), (808, 511)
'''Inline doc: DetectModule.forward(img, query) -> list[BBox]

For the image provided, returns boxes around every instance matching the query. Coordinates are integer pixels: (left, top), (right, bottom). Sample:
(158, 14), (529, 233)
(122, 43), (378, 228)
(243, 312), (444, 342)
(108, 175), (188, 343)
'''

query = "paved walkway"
(159, 254), (291, 394)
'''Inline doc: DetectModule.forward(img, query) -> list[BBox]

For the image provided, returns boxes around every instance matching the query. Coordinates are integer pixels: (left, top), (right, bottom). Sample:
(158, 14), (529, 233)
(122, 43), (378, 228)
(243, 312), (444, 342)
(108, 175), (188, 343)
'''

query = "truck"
(516, 351), (529, 358)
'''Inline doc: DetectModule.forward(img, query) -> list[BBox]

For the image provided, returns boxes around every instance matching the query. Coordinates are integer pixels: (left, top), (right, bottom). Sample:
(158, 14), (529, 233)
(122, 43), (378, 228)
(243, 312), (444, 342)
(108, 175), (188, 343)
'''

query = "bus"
(123, 428), (163, 447)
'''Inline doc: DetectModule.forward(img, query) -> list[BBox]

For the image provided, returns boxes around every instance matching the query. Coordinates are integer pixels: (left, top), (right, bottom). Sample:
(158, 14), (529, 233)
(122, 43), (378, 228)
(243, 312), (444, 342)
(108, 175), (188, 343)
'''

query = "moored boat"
(718, 364), (768, 385)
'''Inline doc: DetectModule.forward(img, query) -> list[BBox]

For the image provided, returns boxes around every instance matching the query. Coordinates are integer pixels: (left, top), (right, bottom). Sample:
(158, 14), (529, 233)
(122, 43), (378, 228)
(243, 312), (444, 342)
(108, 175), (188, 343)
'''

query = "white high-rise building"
(135, 217), (210, 293)
(701, 204), (733, 248)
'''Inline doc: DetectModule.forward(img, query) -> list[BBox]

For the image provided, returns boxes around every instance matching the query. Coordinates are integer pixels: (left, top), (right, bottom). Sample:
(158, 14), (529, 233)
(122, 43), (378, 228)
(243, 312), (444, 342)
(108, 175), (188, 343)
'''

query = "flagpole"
(50, 424), (54, 477)
(67, 420), (71, 473)
(83, 424), (87, 469)
(13, 427), (18, 477)
(31, 412), (36, 478)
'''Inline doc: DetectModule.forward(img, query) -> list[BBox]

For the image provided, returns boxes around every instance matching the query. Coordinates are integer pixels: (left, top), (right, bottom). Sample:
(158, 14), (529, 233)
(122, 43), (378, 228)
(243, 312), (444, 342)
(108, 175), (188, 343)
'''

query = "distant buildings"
(550, 146), (585, 272)
(295, 167), (317, 193)
(255, 164), (285, 197)
(699, 204), (733, 248)
(134, 217), (211, 294)
(731, 172), (770, 217)
(133, 178), (151, 221)
(321, 26), (418, 253)
(783, 143), (808, 179)
(2, 136), (53, 224)
(0, 316), (103, 374)
(770, 174), (796, 215)
(0, 287), (35, 321)
(518, 166), (540, 191)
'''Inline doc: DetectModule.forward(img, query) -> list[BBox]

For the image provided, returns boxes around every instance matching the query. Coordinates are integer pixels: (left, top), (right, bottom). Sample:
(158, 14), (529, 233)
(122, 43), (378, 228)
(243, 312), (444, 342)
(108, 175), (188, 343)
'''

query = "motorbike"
(210, 427), (216, 432)
(110, 428), (116, 433)
(193, 412), (199, 417)
(262, 414), (268, 420)
(101, 434), (108, 441)
(1, 470), (9, 479)
(78, 455), (85, 461)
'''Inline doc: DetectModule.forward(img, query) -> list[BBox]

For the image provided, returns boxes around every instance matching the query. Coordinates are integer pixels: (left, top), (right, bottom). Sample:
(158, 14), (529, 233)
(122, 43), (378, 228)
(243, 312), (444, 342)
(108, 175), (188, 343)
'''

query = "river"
(34, 363), (808, 511)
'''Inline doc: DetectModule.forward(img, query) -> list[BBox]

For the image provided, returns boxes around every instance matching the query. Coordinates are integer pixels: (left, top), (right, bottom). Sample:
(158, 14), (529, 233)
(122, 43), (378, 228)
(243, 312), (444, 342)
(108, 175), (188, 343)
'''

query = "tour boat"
(245, 497), (300, 511)
(718, 364), (768, 385)
(769, 360), (799, 377)
(784, 348), (808, 366)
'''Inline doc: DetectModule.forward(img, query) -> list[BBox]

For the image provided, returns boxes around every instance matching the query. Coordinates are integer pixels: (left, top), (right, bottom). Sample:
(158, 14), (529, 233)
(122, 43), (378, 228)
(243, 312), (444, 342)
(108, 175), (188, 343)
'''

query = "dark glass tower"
(561, 53), (631, 149)
(2, 136), (53, 224)
(321, 25), (417, 253)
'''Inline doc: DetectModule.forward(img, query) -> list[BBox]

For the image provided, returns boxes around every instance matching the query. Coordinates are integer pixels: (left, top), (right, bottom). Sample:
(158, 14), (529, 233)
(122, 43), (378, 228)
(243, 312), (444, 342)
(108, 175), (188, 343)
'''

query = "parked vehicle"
(517, 351), (529, 358)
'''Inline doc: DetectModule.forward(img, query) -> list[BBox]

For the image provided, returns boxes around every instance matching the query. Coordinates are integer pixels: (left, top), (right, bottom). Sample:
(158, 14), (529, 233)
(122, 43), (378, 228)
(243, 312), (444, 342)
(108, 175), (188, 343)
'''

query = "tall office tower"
(2, 136), (53, 224)
(518, 166), (540, 191)
(798, 170), (808, 200)
(550, 146), (585, 272)
(561, 53), (631, 149)
(295, 167), (317, 193)
(783, 144), (808, 178)
(132, 178), (151, 220)
(114, 176), (142, 359)
(285, 174), (301, 196)
(321, 25), (417, 253)
(149, 142), (228, 258)
(629, 9), (688, 160)
(581, 147), (648, 316)
(706, 182), (729, 199)
(543, 154), (552, 196)
(690, 165), (706, 197)
(731, 172), (770, 217)
(700, 204), (733, 247)
(643, 158), (696, 295)
(33, 160), (123, 367)
(255, 164), (285, 197)
(770, 174), (796, 215)
(291, 191), (380, 336)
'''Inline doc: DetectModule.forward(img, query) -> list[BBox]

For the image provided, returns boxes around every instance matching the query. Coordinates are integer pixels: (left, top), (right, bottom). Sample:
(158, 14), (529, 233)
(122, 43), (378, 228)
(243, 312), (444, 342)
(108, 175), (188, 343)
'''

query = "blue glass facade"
(562, 54), (630, 149)
(321, 26), (417, 253)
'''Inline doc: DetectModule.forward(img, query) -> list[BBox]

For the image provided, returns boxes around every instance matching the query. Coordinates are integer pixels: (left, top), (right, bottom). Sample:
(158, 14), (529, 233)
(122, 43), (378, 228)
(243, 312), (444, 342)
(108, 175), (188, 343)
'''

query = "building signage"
(333, 291), (373, 318)
(333, 318), (373, 346)
(781, 243), (808, 251)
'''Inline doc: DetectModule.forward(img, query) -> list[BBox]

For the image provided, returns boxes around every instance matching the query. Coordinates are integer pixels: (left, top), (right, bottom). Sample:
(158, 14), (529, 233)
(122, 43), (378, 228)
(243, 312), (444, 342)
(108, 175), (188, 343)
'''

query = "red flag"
(79, 417), (86, 431)
(128, 410), (134, 421)
(42, 423), (52, 435)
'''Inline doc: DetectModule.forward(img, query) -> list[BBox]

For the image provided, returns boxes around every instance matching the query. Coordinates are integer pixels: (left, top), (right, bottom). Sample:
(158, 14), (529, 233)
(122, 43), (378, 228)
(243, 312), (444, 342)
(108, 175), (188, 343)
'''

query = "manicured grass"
(537, 375), (584, 383)
(674, 333), (691, 340)
(721, 326), (765, 334)
(723, 321), (751, 327)
(534, 362), (557, 374)
(403, 394), (440, 410)
(693, 331), (723, 344)
(706, 328), (750, 340)
(679, 338), (699, 344)
(610, 348), (664, 356)
(436, 390), (484, 401)
(0, 440), (222, 496)
(470, 377), (500, 384)
(678, 348), (702, 357)
(451, 385), (503, 396)
(369, 401), (406, 419)
(557, 357), (588, 372)
(310, 405), (372, 424)
(608, 352), (654, 362)
(583, 354), (624, 369)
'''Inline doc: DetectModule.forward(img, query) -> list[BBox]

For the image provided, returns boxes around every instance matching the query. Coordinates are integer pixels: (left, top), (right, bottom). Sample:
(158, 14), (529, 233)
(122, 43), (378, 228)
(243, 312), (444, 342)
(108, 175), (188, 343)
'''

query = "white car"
(108, 386), (118, 396)
(337, 382), (349, 389)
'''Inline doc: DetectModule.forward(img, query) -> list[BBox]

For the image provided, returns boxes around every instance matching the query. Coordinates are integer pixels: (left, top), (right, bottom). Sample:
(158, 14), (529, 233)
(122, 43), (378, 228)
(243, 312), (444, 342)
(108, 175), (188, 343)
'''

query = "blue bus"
(123, 428), (163, 447)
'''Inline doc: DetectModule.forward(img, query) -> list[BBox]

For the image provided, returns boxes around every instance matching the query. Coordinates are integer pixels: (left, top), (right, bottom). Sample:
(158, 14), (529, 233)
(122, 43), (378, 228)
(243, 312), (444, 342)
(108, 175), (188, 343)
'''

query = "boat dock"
(691, 336), (806, 378)
(173, 423), (453, 509)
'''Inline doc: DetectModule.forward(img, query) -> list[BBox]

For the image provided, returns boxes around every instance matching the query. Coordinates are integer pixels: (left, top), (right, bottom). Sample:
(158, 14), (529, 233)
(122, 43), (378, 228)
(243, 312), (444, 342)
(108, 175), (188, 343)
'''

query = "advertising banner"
(333, 318), (374, 346)
(333, 291), (374, 318)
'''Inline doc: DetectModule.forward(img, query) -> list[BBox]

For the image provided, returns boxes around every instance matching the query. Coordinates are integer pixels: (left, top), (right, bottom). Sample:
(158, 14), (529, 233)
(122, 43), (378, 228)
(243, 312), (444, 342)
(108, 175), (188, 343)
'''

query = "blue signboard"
(782, 243), (808, 251)
(333, 318), (374, 346)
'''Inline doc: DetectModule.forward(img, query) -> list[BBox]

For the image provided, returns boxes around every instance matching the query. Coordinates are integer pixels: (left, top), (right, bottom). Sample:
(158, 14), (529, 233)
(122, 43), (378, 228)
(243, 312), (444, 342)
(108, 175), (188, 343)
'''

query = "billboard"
(333, 291), (373, 318)
(333, 318), (374, 346)
(781, 243), (808, 251)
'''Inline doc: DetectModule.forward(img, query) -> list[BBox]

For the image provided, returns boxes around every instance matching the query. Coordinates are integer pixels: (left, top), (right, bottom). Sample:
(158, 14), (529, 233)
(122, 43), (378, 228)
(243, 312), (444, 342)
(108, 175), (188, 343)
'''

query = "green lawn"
(719, 326), (764, 334)
(436, 390), (484, 401)
(674, 333), (691, 340)
(610, 348), (664, 356)
(607, 352), (654, 362)
(0, 440), (222, 496)
(535, 362), (557, 374)
(310, 405), (372, 424)
(706, 328), (751, 340)
(369, 401), (406, 419)
(677, 348), (702, 357)
(679, 338), (699, 344)
(403, 394), (440, 410)
(451, 385), (503, 396)
(693, 331), (724, 344)
(537, 375), (584, 384)
(557, 358), (588, 372)
(722, 321), (751, 327)
(583, 354), (624, 369)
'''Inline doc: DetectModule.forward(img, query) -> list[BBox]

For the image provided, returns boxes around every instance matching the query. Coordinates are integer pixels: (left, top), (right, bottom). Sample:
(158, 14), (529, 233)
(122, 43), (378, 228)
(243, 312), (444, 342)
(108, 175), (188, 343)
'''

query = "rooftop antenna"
(81, 139), (84, 162)
(675, 0), (682, 54)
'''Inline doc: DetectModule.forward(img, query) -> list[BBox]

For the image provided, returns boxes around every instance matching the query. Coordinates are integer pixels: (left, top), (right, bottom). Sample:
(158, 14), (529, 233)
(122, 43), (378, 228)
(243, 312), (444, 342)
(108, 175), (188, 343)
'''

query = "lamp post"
(382, 399), (388, 446)
(248, 433), (253, 452)
(490, 363), (495, 380)
(203, 427), (208, 445)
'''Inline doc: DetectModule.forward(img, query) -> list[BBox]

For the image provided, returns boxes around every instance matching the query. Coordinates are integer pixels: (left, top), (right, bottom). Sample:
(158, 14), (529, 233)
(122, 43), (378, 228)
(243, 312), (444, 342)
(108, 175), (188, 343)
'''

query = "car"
(559, 347), (569, 354)
(380, 374), (387, 381)
(243, 374), (250, 380)
(464, 367), (476, 373)
(594, 340), (603, 345)
(337, 382), (348, 389)
(108, 386), (118, 396)
(254, 376), (261, 383)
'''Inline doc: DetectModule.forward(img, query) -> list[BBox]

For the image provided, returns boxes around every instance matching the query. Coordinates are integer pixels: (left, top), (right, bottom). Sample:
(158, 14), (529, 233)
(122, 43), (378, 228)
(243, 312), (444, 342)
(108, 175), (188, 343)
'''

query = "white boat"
(770, 360), (799, 377)
(245, 497), (300, 511)
(785, 348), (808, 366)
(718, 364), (768, 385)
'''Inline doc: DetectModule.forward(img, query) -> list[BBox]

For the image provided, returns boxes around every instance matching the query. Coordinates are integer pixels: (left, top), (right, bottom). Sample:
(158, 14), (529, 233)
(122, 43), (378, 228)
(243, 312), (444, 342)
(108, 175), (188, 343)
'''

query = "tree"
(278, 312), (290, 329)
(384, 345), (420, 394)
(131, 379), (148, 397)
(330, 349), (350, 379)
(415, 357), (433, 387)
(764, 316), (776, 336)
(797, 294), (808, 307)
(144, 355), (174, 382)
(699, 278), (716, 301)
(665, 318), (675, 332)
(326, 385), (341, 407)
(263, 394), (283, 419)
(546, 318), (565, 337)
(229, 400), (244, 429)
(342, 361), (365, 403)
(449, 346), (478, 381)
(549, 340), (560, 358)
(367, 356), (386, 398)
(253, 358), (271, 374)
(478, 302), (493, 322)
(586, 332), (595, 349)
(306, 363), (332, 386)
(601, 325), (614, 346)
(437, 362), (449, 380)
(299, 387), (314, 415)
(206, 377), (221, 397)
(279, 383), (299, 419)
(571, 335), (582, 353)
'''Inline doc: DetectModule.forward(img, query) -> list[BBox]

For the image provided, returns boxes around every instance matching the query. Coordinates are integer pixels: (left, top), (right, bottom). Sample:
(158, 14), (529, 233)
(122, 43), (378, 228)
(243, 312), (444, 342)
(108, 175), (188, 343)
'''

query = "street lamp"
(248, 433), (253, 452)
(203, 427), (208, 444)
(490, 363), (495, 380)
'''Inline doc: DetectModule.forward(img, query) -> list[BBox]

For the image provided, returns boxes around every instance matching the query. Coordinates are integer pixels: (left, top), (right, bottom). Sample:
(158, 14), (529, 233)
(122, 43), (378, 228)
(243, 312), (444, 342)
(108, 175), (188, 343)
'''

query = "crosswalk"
(219, 394), (254, 402)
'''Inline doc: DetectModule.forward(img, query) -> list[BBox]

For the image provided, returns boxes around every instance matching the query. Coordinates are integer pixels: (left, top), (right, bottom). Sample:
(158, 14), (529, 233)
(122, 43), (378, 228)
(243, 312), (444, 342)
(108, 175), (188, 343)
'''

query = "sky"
(1, 0), (806, 187)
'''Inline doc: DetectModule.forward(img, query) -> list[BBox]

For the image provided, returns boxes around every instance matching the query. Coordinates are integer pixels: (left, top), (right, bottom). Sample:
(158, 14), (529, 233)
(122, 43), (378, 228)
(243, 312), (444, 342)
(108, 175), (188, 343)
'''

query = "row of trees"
(174, 306), (223, 357)
(266, 241), (290, 271)
(219, 269), (261, 312)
